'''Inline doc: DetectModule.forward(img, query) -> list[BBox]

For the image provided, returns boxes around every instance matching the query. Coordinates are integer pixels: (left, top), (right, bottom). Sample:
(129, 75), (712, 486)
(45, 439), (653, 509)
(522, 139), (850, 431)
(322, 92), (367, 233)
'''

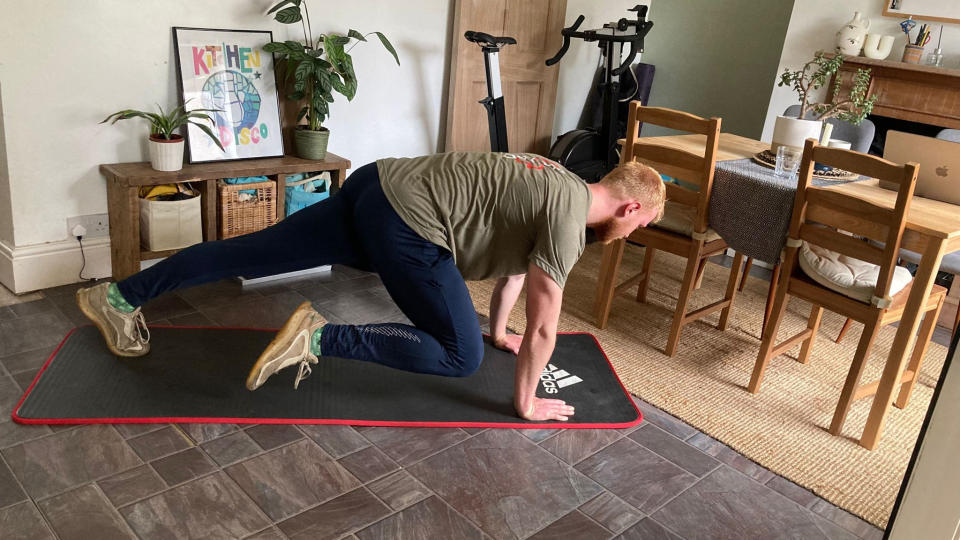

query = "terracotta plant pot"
(294, 127), (330, 160)
(148, 134), (185, 172)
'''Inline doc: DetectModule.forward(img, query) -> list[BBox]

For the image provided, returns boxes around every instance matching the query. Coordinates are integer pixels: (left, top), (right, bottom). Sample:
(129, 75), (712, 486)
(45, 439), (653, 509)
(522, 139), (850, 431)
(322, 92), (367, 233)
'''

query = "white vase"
(148, 135), (185, 171)
(863, 34), (895, 60)
(836, 11), (871, 56)
(771, 115), (823, 153)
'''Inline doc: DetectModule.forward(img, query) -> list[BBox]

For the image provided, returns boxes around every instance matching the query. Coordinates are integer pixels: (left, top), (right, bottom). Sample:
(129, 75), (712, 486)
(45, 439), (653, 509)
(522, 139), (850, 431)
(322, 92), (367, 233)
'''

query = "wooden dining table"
(641, 132), (960, 450)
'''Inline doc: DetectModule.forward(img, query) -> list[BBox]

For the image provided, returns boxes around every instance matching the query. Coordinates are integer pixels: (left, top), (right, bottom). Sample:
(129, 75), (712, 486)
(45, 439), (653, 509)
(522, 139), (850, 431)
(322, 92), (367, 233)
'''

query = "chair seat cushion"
(798, 241), (913, 304)
(654, 201), (721, 242)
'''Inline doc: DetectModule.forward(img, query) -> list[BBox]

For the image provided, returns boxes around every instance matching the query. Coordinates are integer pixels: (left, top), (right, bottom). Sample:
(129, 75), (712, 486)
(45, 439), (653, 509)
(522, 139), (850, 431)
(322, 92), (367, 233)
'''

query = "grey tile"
(8, 298), (56, 318)
(112, 423), (166, 439)
(629, 424), (720, 477)
(632, 399), (697, 440)
(579, 492), (644, 534)
(245, 423), (303, 450)
(201, 290), (308, 329)
(46, 293), (91, 327)
(356, 496), (484, 540)
(615, 518), (681, 540)
(0, 454), (27, 508)
(0, 346), (54, 376)
(97, 465), (166, 507)
(811, 512), (860, 540)
(299, 424), (371, 458)
(305, 289), (398, 324)
(322, 274), (384, 294)
(653, 466), (830, 539)
(127, 426), (192, 461)
(175, 279), (254, 310)
(10, 368), (38, 392)
(277, 487), (390, 539)
(539, 429), (622, 464)
(120, 471), (269, 539)
(528, 510), (610, 540)
(809, 499), (880, 538)
(338, 445), (399, 483)
(0, 372), (23, 420)
(201, 430), (261, 466)
(243, 527), (286, 540)
(0, 420), (52, 449)
(358, 426), (469, 466)
(461, 427), (487, 435)
(765, 474), (819, 509)
(576, 438), (697, 514)
(2, 425), (142, 499)
(37, 484), (134, 539)
(151, 447), (217, 486)
(367, 470), (431, 511)
(226, 438), (360, 521)
(686, 432), (775, 483)
(176, 422), (236, 444)
(517, 428), (559, 443)
(139, 294), (198, 323)
(0, 500), (55, 539)
(408, 429), (602, 539)
(0, 310), (73, 357)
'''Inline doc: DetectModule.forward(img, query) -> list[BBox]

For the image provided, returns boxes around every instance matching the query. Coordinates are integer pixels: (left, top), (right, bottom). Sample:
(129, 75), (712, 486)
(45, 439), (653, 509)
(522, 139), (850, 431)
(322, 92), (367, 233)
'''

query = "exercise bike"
(545, 5), (654, 182)
(464, 30), (516, 152)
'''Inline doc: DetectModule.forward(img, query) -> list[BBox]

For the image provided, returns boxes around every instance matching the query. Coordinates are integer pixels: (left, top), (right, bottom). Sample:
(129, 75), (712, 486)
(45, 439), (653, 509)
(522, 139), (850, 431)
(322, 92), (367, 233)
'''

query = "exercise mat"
(13, 326), (640, 428)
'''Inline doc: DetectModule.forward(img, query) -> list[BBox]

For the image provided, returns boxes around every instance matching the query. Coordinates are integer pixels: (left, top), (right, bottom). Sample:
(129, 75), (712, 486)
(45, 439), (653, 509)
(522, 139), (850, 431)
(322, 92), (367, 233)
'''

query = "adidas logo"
(540, 363), (583, 394)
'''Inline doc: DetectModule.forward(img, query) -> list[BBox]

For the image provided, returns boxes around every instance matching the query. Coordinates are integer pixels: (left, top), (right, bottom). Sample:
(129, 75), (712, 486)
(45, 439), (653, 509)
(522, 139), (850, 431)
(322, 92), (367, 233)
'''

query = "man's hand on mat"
(519, 397), (575, 421)
(493, 334), (523, 355)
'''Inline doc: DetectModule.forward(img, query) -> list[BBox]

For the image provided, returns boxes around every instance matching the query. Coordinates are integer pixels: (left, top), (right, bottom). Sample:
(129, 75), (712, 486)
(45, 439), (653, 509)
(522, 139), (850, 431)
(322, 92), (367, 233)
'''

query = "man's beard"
(591, 218), (634, 244)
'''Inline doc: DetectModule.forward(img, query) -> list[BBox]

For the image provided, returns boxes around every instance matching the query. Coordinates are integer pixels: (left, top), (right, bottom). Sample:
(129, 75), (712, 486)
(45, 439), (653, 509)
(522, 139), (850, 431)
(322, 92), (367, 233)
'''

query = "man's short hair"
(599, 161), (666, 222)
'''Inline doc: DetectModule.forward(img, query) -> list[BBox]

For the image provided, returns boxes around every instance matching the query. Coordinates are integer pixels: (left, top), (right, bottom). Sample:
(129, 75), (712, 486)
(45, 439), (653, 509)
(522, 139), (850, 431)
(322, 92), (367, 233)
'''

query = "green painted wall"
(641, 0), (795, 139)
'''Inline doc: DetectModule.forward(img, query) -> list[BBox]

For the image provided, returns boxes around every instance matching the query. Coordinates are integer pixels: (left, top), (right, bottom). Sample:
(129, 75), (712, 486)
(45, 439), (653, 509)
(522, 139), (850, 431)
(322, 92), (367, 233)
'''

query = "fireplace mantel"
(829, 54), (960, 129)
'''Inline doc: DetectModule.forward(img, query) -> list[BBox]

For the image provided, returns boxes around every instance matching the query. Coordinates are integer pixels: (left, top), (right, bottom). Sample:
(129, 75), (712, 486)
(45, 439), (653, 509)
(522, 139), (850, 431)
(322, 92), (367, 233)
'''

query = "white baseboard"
(0, 237), (111, 294)
(237, 265), (331, 286)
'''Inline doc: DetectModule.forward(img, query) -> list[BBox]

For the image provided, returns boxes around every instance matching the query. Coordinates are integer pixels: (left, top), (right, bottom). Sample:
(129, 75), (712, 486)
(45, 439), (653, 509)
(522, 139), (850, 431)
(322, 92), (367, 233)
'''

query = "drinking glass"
(775, 145), (802, 179)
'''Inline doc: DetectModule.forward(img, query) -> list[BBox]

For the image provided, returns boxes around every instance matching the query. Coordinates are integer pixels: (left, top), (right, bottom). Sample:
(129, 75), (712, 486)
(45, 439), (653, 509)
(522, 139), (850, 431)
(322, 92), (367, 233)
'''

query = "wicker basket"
(218, 179), (278, 239)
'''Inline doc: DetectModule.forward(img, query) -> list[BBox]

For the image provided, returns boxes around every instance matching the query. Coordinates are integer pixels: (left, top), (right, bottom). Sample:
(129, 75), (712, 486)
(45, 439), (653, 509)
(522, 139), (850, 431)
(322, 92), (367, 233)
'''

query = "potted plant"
(101, 100), (223, 171)
(264, 0), (398, 160)
(772, 51), (877, 152)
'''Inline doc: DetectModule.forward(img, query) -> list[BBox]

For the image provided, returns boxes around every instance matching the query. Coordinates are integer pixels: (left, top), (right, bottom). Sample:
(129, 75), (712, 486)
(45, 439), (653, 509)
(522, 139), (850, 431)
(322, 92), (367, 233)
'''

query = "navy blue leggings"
(117, 163), (484, 377)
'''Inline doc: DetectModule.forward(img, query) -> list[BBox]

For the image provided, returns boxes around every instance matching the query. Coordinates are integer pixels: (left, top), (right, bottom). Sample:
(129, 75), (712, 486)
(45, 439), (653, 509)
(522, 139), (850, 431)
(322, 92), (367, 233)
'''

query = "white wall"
(762, 1), (960, 142)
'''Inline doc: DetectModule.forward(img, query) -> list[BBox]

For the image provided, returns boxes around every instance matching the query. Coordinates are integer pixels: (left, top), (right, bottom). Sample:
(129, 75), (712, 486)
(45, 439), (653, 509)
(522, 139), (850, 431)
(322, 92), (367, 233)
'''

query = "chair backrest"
(782, 105), (876, 154)
(786, 138), (919, 305)
(620, 101), (721, 234)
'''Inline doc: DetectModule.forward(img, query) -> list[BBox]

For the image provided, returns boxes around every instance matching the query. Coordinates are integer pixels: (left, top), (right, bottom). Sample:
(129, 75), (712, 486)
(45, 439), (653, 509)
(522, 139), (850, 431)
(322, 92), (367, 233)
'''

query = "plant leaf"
(374, 32), (399, 65)
(188, 120), (225, 151)
(275, 6), (302, 24)
(267, 0), (295, 15)
(347, 29), (366, 42)
(294, 59), (314, 87)
(263, 42), (289, 54)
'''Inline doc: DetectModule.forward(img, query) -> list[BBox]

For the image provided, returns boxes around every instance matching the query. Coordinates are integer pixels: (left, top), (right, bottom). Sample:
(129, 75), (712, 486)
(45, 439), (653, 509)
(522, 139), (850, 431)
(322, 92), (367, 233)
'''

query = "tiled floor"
(0, 265), (899, 539)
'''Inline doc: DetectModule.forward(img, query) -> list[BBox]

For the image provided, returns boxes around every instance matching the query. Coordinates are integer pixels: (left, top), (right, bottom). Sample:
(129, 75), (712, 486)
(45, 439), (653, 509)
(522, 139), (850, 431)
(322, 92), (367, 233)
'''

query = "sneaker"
(246, 301), (326, 391)
(76, 282), (150, 357)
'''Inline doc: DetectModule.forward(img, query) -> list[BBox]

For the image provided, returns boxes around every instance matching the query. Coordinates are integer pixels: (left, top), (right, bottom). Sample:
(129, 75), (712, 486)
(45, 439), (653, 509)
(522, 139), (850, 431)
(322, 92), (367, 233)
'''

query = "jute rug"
(467, 243), (947, 528)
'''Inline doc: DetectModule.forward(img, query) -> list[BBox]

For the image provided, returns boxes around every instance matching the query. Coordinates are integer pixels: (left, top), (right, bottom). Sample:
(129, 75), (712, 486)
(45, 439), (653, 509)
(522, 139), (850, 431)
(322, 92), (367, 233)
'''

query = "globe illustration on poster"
(201, 70), (261, 133)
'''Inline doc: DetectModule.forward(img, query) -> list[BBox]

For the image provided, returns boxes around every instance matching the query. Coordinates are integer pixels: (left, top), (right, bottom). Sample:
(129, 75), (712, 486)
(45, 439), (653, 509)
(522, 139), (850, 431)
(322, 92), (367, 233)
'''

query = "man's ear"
(619, 201), (643, 218)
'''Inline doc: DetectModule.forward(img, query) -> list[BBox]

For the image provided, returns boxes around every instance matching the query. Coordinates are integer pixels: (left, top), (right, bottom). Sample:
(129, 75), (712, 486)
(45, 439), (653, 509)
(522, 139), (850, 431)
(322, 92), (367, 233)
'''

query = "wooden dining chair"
(748, 138), (946, 438)
(594, 102), (745, 357)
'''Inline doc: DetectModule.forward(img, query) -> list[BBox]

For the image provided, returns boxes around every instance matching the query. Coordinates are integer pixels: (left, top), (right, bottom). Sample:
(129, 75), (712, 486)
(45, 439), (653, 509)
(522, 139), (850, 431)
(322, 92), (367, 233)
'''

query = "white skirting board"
(237, 266), (332, 286)
(0, 237), (111, 294)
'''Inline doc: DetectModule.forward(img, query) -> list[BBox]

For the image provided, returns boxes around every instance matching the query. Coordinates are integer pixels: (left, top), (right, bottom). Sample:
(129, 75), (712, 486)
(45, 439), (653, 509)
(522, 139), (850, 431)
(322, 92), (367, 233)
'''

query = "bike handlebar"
(545, 15), (585, 66)
(545, 5), (653, 74)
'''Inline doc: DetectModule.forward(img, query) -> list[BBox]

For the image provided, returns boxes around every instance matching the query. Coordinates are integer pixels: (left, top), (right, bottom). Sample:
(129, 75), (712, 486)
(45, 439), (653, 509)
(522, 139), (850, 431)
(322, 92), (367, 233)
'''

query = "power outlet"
(67, 214), (110, 238)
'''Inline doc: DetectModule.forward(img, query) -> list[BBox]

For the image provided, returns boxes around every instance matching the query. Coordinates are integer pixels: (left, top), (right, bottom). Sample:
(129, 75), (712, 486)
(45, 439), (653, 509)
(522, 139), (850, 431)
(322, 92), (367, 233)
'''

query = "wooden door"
(445, 0), (567, 154)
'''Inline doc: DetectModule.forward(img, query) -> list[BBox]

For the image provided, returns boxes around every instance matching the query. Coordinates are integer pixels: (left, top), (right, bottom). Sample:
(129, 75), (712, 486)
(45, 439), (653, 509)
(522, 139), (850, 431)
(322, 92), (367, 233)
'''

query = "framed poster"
(173, 27), (285, 163)
(882, 0), (960, 25)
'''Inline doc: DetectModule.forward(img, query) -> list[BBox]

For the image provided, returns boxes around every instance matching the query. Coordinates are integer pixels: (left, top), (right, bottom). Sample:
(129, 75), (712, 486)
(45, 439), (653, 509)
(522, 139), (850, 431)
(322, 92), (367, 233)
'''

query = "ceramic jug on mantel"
(836, 12), (871, 56)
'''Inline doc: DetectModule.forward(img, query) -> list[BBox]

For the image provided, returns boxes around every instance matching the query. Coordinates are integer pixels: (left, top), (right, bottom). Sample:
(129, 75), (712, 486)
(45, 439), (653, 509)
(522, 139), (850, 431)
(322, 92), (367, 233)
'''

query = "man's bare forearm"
(490, 274), (525, 341)
(514, 328), (556, 415)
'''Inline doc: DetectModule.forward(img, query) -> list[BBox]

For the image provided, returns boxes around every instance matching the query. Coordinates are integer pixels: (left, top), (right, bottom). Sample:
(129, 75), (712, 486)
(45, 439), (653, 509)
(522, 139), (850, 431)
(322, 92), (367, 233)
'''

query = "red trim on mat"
(12, 326), (642, 429)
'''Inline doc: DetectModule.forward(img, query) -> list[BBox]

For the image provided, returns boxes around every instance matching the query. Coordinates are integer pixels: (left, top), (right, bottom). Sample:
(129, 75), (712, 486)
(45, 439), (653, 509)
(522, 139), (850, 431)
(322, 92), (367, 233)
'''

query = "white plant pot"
(148, 135), (185, 171)
(771, 115), (823, 153)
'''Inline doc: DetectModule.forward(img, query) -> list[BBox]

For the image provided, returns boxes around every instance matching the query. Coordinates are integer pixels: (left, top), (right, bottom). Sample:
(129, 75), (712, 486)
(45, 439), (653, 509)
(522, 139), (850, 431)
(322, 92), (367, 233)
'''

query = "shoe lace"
(293, 353), (317, 390)
(132, 309), (151, 344)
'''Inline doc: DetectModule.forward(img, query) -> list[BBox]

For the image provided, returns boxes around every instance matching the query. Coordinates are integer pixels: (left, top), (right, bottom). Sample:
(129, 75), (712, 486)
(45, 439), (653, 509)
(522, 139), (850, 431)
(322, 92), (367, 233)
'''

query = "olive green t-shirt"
(377, 152), (592, 288)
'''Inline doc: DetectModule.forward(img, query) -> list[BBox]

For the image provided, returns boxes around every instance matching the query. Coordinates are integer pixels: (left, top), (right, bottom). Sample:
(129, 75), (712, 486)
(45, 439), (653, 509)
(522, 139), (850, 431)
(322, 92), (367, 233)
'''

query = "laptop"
(882, 131), (960, 205)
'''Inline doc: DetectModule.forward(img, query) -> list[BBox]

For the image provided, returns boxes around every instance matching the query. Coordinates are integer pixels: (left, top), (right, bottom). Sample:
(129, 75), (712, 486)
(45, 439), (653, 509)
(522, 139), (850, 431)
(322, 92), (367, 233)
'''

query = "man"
(77, 152), (664, 422)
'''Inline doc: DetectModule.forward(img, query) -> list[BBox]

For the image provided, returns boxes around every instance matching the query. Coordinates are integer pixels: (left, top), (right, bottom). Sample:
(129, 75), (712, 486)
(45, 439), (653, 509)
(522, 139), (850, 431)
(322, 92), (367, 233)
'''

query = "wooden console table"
(100, 153), (351, 281)
(830, 54), (960, 129)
